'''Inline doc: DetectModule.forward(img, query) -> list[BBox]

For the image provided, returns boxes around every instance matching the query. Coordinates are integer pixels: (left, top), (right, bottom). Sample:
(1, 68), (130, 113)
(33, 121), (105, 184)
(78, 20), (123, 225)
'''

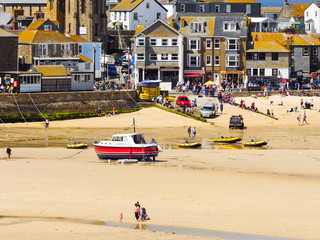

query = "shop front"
(184, 70), (204, 84)
(221, 70), (244, 88)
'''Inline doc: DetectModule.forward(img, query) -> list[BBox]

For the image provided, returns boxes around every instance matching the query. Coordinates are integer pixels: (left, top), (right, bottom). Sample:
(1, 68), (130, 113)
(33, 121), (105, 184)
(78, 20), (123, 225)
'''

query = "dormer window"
(191, 22), (206, 33)
(181, 4), (185, 12)
(200, 5), (204, 12)
(226, 4), (231, 13)
(246, 4), (251, 14)
(215, 5), (220, 13)
(224, 22), (236, 31)
(44, 25), (52, 31)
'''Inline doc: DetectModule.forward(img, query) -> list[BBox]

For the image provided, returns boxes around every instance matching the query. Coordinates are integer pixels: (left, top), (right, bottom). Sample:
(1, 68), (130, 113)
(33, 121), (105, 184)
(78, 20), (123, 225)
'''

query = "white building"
(305, 2), (320, 33)
(109, 0), (168, 30)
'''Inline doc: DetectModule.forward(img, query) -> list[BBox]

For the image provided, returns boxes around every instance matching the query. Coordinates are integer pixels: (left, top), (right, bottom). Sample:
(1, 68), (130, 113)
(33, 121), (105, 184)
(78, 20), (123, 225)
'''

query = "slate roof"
(0, 27), (17, 37)
(282, 34), (320, 46)
(214, 15), (247, 38)
(247, 41), (290, 52)
(251, 32), (288, 43)
(135, 19), (181, 38)
(0, 0), (46, 3)
(19, 30), (74, 43)
(31, 65), (70, 77)
(225, 0), (258, 3)
(277, 3), (310, 22)
(26, 19), (48, 30)
(69, 35), (89, 42)
(0, 12), (13, 25)
(111, 0), (167, 12)
(179, 16), (215, 37)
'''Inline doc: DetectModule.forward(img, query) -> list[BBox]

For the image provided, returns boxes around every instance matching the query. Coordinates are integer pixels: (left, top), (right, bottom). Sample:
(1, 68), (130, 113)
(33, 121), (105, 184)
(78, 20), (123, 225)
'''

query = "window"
(246, 52), (252, 60)
(171, 54), (178, 60)
(200, 5), (204, 12)
(303, 47), (309, 56)
(206, 39), (212, 49)
(181, 4), (185, 12)
(246, 4), (251, 14)
(188, 55), (200, 67)
(161, 54), (168, 60)
(191, 22), (205, 33)
(150, 54), (157, 61)
(306, 11), (308, 17)
(81, 0), (86, 13)
(44, 25), (52, 31)
(226, 39), (239, 50)
(224, 22), (236, 31)
(272, 69), (278, 76)
(78, 45), (82, 54)
(162, 39), (168, 46)
(312, 58), (317, 66)
(226, 55), (239, 67)
(38, 44), (48, 56)
(214, 56), (220, 66)
(124, 12), (127, 21)
(252, 69), (258, 76)
(214, 39), (220, 49)
(172, 39), (178, 46)
(137, 54), (144, 61)
(316, 11), (318, 17)
(188, 39), (200, 50)
(206, 55), (212, 66)
(146, 3), (149, 8)
(137, 38), (145, 46)
(259, 53), (265, 60)
(272, 53), (278, 61)
(157, 12), (161, 19)
(226, 4), (231, 13)
(312, 47), (318, 55)
(215, 5), (220, 12)
(134, 12), (138, 21)
(246, 69), (251, 75)
(260, 69), (265, 76)
(61, 44), (65, 52)
(150, 39), (157, 46)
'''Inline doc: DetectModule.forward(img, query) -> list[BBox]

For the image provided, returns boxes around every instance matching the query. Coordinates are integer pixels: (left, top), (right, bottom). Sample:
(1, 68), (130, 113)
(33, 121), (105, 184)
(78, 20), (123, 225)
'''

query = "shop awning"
(184, 74), (202, 77)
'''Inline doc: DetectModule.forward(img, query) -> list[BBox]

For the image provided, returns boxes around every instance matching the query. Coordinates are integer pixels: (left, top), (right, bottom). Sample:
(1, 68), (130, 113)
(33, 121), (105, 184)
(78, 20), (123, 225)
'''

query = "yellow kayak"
(67, 143), (88, 149)
(243, 141), (267, 147)
(214, 137), (242, 144)
(177, 142), (202, 148)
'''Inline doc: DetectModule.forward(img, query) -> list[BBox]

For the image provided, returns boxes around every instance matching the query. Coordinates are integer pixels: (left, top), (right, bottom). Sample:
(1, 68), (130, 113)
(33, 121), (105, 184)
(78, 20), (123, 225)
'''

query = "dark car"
(229, 115), (244, 129)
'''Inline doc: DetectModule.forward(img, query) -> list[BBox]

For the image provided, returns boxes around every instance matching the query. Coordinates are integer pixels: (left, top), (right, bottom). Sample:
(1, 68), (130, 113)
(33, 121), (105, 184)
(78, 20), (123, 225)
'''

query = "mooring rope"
(28, 93), (46, 120)
(12, 93), (27, 123)
(124, 89), (140, 106)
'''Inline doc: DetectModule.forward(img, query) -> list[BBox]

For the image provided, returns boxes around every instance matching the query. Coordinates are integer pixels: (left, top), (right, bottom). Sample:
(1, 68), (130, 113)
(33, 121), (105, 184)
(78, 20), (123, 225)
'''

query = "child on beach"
(297, 114), (301, 125)
(5, 147), (11, 159)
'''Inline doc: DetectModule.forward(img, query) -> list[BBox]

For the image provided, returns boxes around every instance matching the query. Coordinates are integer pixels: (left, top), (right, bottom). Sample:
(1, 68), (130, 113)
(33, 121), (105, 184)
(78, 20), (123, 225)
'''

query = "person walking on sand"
(45, 118), (49, 130)
(188, 126), (191, 138)
(5, 147), (11, 159)
(297, 114), (301, 126)
(220, 102), (223, 115)
(192, 127), (196, 138)
(302, 112), (308, 125)
(300, 99), (304, 109)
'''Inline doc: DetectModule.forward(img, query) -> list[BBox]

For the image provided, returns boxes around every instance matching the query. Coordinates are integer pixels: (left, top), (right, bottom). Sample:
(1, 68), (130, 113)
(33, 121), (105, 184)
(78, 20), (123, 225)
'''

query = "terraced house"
(175, 0), (260, 17)
(246, 41), (290, 88)
(133, 19), (184, 88)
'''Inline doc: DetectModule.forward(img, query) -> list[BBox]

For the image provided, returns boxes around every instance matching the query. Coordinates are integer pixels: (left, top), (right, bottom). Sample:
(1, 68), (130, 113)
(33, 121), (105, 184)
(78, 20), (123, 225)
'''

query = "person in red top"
(135, 203), (140, 221)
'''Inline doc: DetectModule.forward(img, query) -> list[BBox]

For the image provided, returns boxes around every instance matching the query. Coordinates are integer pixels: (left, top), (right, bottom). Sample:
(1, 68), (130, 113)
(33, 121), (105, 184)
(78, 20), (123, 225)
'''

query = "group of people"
(134, 201), (149, 221)
(0, 84), (15, 93)
(94, 81), (122, 91)
(300, 99), (314, 110)
(187, 126), (197, 138)
(297, 111), (308, 125)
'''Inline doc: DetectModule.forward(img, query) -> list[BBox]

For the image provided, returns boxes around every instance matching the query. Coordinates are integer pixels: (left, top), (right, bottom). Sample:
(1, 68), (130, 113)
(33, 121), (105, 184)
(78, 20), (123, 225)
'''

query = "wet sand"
(0, 95), (320, 240)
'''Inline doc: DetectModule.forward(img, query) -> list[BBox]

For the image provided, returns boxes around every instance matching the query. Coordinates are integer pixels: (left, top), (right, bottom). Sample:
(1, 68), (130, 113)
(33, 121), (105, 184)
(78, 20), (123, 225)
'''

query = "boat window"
(133, 135), (146, 144)
(112, 136), (124, 141)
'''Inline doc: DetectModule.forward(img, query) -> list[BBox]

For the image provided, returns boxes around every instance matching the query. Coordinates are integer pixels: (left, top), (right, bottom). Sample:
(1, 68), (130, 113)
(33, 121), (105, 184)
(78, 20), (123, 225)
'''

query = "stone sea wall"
(0, 91), (139, 115)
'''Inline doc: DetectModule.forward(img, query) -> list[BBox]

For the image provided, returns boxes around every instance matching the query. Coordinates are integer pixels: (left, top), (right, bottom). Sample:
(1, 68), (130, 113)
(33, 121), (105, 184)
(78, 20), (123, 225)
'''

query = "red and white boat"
(93, 133), (160, 160)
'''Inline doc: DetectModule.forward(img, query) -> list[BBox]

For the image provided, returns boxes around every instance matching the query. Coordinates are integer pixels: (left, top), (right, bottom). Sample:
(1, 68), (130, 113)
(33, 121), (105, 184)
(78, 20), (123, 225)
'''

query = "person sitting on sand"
(267, 109), (271, 115)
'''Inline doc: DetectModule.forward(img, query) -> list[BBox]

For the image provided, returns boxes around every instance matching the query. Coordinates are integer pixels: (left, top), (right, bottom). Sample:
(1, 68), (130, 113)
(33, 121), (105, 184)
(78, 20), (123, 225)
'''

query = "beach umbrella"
(204, 80), (214, 85)
(282, 79), (287, 83)
(315, 79), (320, 83)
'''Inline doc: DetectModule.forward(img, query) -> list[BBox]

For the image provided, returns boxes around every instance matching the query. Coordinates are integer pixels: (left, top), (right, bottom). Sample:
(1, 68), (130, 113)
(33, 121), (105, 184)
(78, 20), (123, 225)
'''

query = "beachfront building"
(132, 19), (184, 89)
(175, 0), (260, 17)
(246, 41), (290, 89)
(304, 2), (320, 34)
(109, 0), (167, 30)
(177, 14), (215, 85)
(212, 14), (248, 87)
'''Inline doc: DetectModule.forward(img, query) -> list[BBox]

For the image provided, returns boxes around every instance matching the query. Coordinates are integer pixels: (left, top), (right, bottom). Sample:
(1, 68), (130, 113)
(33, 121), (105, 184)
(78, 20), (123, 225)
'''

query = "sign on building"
(80, 27), (87, 35)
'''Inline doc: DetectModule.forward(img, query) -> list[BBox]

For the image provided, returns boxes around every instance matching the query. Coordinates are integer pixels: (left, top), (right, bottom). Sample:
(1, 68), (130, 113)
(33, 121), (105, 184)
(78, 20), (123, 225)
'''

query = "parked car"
(176, 96), (191, 107)
(200, 103), (216, 118)
(229, 115), (244, 129)
(108, 65), (118, 75)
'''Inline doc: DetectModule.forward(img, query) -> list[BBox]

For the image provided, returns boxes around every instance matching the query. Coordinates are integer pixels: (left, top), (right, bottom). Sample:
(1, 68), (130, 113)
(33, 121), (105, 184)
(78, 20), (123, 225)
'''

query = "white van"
(200, 103), (216, 118)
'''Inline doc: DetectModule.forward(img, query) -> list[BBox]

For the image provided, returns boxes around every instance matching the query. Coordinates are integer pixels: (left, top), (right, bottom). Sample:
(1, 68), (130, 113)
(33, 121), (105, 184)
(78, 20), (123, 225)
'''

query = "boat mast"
(133, 118), (136, 133)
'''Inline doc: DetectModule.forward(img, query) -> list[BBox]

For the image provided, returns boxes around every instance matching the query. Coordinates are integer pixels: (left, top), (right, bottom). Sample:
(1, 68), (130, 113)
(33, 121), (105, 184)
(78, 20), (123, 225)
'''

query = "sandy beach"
(0, 94), (320, 240)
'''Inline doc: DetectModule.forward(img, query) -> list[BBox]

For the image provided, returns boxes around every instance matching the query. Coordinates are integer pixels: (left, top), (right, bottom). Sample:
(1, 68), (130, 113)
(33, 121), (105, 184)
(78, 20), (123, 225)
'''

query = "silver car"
(200, 103), (216, 118)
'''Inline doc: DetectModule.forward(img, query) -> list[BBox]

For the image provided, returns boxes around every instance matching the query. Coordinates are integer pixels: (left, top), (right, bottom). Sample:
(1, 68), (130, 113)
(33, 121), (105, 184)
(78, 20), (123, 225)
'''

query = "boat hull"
(213, 137), (242, 144)
(66, 144), (88, 149)
(93, 144), (159, 160)
(177, 142), (202, 148)
(243, 141), (267, 147)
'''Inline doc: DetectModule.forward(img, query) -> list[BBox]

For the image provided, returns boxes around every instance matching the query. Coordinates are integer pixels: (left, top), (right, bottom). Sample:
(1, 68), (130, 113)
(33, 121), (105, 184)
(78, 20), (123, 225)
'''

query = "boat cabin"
(110, 134), (147, 145)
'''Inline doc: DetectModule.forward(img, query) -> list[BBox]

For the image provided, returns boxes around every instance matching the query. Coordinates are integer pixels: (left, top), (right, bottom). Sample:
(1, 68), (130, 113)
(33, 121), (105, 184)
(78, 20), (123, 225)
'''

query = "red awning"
(184, 74), (202, 77)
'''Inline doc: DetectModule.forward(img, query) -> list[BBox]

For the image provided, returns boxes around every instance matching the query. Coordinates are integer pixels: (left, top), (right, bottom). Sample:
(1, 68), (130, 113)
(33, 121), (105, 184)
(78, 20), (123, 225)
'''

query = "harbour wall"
(0, 90), (139, 115)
